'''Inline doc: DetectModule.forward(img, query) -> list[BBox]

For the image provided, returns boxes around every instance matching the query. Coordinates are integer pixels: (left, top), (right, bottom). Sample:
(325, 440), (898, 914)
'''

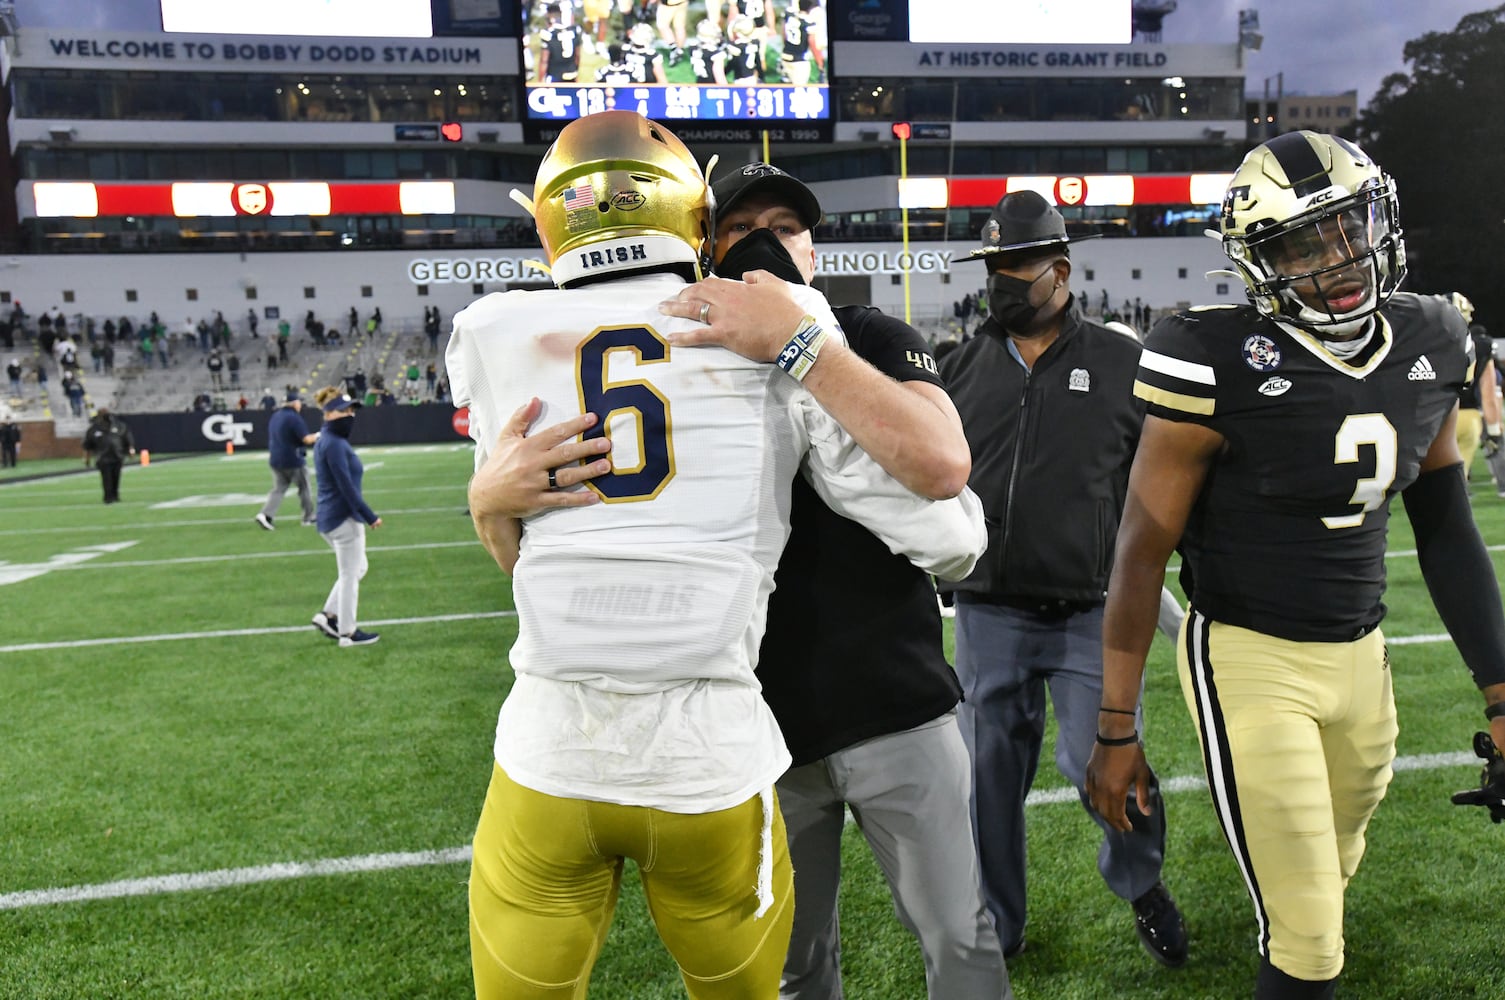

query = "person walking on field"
(310, 386), (381, 647)
(256, 388), (319, 530)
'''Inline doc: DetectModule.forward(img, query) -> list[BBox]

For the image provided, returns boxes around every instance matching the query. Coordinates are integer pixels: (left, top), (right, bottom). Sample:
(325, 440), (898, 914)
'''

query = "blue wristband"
(774, 315), (828, 382)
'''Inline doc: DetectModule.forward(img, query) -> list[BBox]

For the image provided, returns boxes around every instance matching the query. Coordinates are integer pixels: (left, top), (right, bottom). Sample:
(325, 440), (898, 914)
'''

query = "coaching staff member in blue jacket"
(938, 190), (1187, 967)
(310, 385), (381, 647)
(255, 388), (319, 530)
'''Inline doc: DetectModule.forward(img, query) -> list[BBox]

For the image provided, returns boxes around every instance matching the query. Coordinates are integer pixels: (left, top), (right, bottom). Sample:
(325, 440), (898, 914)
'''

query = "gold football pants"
(1177, 611), (1397, 982)
(469, 763), (794, 999)
(1456, 406), (1483, 478)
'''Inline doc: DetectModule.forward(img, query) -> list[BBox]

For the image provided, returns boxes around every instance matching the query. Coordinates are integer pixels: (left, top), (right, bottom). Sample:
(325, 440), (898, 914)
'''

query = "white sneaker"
(255, 512), (275, 531)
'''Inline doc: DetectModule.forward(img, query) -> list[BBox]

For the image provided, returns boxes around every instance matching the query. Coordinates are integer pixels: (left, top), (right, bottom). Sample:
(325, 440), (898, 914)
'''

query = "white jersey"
(448, 272), (985, 811)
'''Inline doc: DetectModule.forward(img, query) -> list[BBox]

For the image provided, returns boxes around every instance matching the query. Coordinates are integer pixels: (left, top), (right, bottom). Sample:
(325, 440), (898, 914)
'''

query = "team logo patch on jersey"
(1241, 334), (1282, 372)
(1257, 376), (1292, 397)
(1408, 355), (1437, 381)
(1067, 367), (1091, 392)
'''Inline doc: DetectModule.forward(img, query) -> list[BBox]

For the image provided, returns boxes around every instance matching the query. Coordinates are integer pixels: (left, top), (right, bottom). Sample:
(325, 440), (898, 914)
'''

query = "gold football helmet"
(696, 19), (722, 45)
(1220, 130), (1406, 338)
(1451, 291), (1476, 325)
(532, 110), (710, 288)
(728, 15), (756, 42)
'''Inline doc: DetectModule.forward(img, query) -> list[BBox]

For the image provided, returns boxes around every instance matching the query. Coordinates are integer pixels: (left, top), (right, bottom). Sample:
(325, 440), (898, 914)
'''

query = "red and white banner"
(34, 180), (455, 218)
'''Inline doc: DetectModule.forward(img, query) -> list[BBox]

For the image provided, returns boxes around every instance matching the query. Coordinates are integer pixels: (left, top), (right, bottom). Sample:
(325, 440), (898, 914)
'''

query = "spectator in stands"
(939, 189), (1186, 968)
(259, 388), (277, 411)
(348, 306), (359, 338)
(207, 349), (225, 388)
(8, 357), (23, 396)
(192, 392), (212, 412)
(256, 388), (319, 531)
(228, 351), (241, 387)
(349, 369), (367, 399)
(215, 311), (230, 348)
(236, 394), (250, 411)
(656, 160), (1010, 1000)
(119, 317), (134, 343)
(425, 362), (437, 395)
(310, 385), (381, 647)
(425, 306), (442, 354)
(0, 418), (18, 467)
(433, 376), (449, 403)
(103, 318), (116, 343)
(276, 318), (291, 363)
(246, 308), (259, 339)
(34, 361), (46, 395)
(370, 307), (382, 335)
(156, 330), (171, 369)
(82, 406), (135, 504)
(101, 341), (115, 375)
(266, 341), (279, 371)
(61, 371), (84, 416)
(90, 341), (104, 373)
(0, 316), (13, 351)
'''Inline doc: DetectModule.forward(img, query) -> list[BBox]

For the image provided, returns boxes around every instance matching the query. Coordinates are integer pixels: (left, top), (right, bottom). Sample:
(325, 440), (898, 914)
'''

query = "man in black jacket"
(660, 163), (1012, 1000)
(939, 190), (1186, 967)
(83, 407), (135, 503)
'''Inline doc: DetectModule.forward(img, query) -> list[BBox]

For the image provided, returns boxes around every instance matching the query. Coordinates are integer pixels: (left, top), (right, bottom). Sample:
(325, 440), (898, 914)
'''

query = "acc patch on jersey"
(1242, 334), (1282, 372)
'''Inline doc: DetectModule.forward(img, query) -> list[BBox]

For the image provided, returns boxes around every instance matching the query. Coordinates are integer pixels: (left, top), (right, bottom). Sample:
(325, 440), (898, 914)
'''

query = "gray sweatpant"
(320, 518), (368, 634)
(260, 465), (314, 521)
(776, 713), (1012, 1000)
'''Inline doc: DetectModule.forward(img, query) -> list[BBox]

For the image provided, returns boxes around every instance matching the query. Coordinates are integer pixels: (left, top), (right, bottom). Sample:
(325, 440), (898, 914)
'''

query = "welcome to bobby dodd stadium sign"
(407, 249), (956, 284)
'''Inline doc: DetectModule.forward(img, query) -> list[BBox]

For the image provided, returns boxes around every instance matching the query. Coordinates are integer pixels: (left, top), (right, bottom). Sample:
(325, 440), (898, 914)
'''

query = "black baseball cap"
(712, 162), (823, 230)
(285, 388), (304, 402)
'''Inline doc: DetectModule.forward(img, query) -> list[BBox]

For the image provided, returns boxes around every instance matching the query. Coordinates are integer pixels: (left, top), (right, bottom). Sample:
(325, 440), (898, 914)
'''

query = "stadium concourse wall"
(17, 402), (467, 459)
(0, 239), (1241, 329)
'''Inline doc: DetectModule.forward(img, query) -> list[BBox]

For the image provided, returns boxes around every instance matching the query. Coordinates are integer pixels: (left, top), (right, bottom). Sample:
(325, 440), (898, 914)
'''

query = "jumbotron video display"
(521, 0), (830, 136)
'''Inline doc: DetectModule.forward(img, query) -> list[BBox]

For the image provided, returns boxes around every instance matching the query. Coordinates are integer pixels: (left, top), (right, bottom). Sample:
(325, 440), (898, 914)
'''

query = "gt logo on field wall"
(201, 414), (253, 446)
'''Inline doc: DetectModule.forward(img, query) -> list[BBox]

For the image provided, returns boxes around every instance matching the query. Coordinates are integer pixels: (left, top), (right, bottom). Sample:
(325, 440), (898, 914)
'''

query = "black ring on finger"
(547, 468), (559, 490)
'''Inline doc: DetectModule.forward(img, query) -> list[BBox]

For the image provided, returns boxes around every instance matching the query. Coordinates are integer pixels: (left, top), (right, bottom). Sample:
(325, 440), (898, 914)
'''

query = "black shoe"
(311, 611), (339, 639)
(1002, 934), (1026, 960)
(1132, 882), (1187, 967)
(339, 629), (380, 647)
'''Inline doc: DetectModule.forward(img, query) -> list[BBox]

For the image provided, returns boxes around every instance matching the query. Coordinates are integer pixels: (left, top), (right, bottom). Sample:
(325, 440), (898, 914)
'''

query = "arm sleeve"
(797, 397), (986, 580)
(1403, 462), (1505, 689)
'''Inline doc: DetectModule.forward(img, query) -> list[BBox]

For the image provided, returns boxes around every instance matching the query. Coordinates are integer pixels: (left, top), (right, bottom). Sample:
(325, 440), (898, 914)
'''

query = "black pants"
(97, 458), (123, 502)
(1, 442), (16, 467)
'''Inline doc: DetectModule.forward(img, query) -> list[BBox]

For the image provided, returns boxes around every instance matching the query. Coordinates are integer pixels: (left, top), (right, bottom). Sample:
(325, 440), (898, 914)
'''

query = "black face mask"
(325, 415), (355, 438)
(987, 266), (1054, 334)
(716, 227), (806, 284)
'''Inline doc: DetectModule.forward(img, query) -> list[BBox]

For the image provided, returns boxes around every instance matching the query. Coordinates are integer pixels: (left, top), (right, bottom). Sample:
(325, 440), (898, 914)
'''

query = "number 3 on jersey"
(576, 325), (675, 502)
(1322, 412), (1397, 529)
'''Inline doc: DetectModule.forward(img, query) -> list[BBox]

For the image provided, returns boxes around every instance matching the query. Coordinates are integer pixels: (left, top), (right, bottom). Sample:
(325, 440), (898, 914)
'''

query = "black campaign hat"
(712, 162), (823, 230)
(965, 189), (1101, 262)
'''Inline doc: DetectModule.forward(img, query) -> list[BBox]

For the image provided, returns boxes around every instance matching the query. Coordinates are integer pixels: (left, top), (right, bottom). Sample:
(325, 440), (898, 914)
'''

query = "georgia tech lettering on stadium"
(406, 250), (955, 284)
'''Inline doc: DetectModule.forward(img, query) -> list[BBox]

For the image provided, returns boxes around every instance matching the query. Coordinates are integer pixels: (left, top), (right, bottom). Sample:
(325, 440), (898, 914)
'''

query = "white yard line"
(49, 539), (479, 570)
(0, 749), (1476, 912)
(0, 506), (469, 535)
(0, 609), (517, 653)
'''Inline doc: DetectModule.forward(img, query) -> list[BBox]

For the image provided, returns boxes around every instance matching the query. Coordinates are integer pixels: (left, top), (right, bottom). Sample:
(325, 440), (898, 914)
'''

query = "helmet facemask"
(1220, 132), (1407, 340)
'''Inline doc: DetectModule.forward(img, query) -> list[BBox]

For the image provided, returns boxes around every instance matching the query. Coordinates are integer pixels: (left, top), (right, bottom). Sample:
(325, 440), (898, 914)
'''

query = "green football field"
(2, 444), (1503, 999)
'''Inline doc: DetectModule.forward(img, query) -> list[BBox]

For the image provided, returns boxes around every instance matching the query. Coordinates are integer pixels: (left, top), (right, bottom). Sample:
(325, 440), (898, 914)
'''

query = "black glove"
(1450, 731), (1505, 823)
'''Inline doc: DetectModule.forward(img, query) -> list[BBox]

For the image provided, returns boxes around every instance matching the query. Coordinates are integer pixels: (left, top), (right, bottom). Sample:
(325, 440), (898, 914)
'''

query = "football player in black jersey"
(779, 0), (824, 85)
(1086, 131), (1505, 1000)
(1448, 293), (1503, 478)
(688, 18), (728, 85)
(536, 3), (584, 84)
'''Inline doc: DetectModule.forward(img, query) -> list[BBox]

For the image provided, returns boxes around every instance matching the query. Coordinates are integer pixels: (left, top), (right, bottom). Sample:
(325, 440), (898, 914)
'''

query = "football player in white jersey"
(448, 110), (987, 1000)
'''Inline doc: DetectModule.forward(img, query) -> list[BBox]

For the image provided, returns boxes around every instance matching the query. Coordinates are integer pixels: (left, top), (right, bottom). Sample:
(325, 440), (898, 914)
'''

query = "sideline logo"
(201, 413), (254, 445)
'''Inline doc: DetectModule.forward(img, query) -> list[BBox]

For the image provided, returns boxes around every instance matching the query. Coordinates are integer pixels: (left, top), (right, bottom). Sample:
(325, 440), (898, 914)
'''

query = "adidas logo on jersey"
(1407, 355), (1437, 381)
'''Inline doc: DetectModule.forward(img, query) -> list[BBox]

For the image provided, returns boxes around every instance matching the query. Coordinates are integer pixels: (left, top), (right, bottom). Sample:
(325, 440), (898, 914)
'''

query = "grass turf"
(2, 444), (1504, 998)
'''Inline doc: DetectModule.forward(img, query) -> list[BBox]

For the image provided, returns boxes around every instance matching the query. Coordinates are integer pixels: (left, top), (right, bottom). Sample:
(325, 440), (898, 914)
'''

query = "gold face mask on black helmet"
(1220, 130), (1406, 338)
(530, 110), (710, 289)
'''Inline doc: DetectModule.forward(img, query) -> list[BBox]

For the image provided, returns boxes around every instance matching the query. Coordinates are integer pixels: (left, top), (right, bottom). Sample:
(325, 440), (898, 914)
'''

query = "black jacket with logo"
(938, 299), (1144, 605)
